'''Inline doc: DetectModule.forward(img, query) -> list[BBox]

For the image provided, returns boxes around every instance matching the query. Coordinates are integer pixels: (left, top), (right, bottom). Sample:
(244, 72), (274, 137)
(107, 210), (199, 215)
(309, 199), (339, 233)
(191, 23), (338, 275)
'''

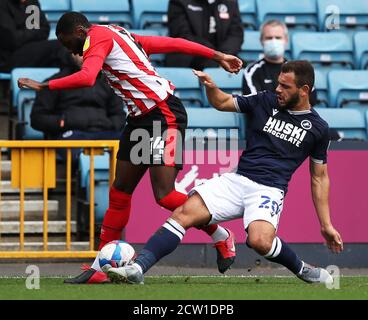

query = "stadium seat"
(39, 0), (70, 25)
(239, 31), (291, 64)
(292, 32), (354, 69)
(0, 73), (11, 80)
(128, 29), (161, 36)
(11, 68), (59, 139)
(239, 0), (257, 30)
(328, 70), (368, 108)
(131, 0), (169, 31)
(202, 68), (243, 115)
(314, 69), (328, 108)
(186, 107), (245, 140)
(315, 108), (367, 140)
(256, 0), (318, 31)
(354, 32), (368, 70)
(317, 0), (368, 31)
(239, 31), (264, 63)
(203, 68), (243, 96)
(156, 68), (203, 108)
(48, 25), (57, 40)
(79, 153), (110, 223)
(71, 0), (132, 27)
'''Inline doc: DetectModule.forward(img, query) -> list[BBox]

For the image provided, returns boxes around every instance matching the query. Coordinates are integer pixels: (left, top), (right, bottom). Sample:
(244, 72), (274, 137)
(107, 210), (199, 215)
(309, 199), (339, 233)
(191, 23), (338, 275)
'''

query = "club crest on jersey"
(83, 36), (91, 52)
(263, 117), (308, 147)
(301, 120), (312, 130)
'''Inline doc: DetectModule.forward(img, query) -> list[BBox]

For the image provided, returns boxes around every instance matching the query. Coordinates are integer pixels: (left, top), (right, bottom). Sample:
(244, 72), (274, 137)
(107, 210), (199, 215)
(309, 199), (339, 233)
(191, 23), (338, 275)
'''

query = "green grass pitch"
(0, 276), (367, 300)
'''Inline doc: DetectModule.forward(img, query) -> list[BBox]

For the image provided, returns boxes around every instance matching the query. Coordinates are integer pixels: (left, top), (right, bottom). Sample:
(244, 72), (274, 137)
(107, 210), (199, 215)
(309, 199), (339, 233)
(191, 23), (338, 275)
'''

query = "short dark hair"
(56, 12), (91, 36)
(281, 60), (315, 93)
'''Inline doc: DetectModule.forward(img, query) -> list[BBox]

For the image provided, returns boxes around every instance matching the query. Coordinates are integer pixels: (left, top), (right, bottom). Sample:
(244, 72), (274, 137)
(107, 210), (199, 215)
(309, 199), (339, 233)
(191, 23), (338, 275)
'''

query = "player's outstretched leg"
(150, 166), (236, 273)
(108, 193), (211, 284)
(247, 221), (333, 284)
(108, 217), (185, 284)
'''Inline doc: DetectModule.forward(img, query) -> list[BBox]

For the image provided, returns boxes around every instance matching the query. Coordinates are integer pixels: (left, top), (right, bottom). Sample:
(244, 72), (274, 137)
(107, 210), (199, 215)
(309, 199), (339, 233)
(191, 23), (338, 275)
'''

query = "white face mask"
(263, 39), (285, 59)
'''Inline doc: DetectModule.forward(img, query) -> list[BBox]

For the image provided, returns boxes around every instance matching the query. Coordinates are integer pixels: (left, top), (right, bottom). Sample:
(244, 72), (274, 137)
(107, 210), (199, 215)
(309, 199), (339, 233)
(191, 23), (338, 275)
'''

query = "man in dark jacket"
(31, 54), (125, 161)
(165, 0), (243, 70)
(0, 0), (68, 72)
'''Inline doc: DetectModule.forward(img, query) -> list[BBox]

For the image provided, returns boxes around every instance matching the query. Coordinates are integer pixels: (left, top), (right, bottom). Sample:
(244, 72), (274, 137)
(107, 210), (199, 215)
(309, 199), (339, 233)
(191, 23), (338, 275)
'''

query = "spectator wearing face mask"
(242, 19), (317, 104)
(241, 20), (343, 141)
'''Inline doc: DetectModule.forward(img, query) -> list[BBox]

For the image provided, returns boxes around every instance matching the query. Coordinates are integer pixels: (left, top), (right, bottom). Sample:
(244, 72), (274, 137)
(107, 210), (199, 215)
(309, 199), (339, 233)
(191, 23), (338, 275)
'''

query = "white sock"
(91, 252), (102, 272)
(133, 263), (143, 274)
(211, 226), (230, 243)
(298, 261), (305, 275)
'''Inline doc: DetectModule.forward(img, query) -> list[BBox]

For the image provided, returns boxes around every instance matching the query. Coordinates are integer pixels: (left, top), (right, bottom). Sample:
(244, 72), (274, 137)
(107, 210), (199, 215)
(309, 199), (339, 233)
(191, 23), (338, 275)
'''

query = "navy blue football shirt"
(234, 91), (330, 192)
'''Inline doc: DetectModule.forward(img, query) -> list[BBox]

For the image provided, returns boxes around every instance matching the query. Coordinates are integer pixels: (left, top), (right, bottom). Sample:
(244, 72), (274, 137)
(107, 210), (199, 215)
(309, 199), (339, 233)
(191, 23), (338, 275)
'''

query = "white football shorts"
(190, 172), (285, 230)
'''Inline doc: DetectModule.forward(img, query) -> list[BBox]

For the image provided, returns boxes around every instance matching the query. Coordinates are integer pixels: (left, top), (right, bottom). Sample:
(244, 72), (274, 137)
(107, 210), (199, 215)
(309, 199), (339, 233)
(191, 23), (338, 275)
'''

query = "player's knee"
(247, 234), (274, 256)
(171, 205), (193, 230)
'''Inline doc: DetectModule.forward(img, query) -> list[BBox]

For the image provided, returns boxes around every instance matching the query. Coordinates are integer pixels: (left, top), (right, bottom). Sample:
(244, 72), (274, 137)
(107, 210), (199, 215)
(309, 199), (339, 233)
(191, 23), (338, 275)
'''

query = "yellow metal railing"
(0, 140), (119, 258)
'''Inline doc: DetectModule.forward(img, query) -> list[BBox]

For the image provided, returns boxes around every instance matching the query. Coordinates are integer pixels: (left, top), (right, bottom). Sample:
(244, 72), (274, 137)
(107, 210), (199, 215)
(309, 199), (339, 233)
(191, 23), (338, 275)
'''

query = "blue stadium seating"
(239, 30), (291, 64)
(48, 25), (57, 40)
(328, 70), (368, 108)
(79, 153), (110, 223)
(131, 0), (169, 31)
(292, 32), (354, 69)
(315, 108), (367, 140)
(71, 0), (132, 27)
(256, 0), (318, 30)
(354, 32), (368, 70)
(0, 73), (11, 80)
(128, 29), (161, 36)
(39, 0), (70, 24)
(186, 107), (245, 140)
(314, 69), (328, 108)
(202, 68), (243, 113)
(156, 68), (203, 108)
(239, 0), (257, 30)
(317, 0), (368, 31)
(11, 68), (59, 139)
(203, 68), (243, 95)
(239, 31), (264, 63)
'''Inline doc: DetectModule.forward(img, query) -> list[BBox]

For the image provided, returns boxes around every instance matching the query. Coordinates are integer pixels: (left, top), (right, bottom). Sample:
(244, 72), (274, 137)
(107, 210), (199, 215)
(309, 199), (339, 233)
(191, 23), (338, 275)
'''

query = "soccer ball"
(98, 240), (136, 273)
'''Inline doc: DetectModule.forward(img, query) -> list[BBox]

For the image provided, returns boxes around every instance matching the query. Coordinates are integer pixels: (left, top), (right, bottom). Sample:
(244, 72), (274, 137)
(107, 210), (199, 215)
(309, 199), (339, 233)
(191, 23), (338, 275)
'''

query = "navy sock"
(135, 218), (185, 273)
(264, 237), (303, 274)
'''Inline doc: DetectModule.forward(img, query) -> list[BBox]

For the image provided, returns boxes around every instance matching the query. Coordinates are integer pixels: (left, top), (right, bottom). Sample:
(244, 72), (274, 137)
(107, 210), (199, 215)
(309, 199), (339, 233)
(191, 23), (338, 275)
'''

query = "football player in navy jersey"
(107, 60), (343, 285)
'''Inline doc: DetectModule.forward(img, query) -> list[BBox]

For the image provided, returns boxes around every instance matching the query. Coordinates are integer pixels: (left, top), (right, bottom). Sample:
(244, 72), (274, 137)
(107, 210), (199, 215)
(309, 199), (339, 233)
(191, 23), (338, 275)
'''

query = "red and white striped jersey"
(95, 25), (175, 117)
(49, 24), (215, 117)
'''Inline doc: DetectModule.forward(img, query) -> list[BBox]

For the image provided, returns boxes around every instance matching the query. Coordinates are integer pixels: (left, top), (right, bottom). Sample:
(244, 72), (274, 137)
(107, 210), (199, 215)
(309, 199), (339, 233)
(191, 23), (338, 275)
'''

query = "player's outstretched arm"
(18, 55), (104, 91)
(134, 35), (242, 73)
(310, 160), (343, 253)
(18, 78), (48, 91)
(193, 70), (236, 112)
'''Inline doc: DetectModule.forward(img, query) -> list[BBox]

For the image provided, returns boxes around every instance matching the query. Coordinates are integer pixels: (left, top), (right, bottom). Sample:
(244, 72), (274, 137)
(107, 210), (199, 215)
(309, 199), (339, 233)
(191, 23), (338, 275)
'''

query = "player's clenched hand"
(321, 225), (343, 254)
(192, 70), (216, 89)
(18, 78), (46, 91)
